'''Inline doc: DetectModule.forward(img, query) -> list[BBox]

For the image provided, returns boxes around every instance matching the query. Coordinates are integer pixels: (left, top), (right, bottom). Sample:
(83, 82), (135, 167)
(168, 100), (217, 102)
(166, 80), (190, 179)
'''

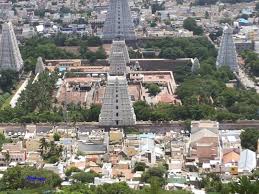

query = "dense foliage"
(240, 128), (259, 151)
(133, 162), (147, 172)
(53, 133), (61, 141)
(133, 37), (259, 121)
(51, 34), (102, 47)
(80, 45), (107, 62)
(241, 50), (259, 76)
(0, 71), (101, 123)
(71, 171), (100, 183)
(0, 133), (11, 150)
(141, 165), (167, 186)
(20, 35), (104, 71)
(0, 166), (62, 191)
(1, 167), (257, 194)
(201, 173), (259, 194)
(145, 37), (216, 61)
(134, 77), (259, 121)
(20, 37), (77, 72)
(183, 18), (203, 35)
(0, 70), (19, 92)
(58, 182), (191, 194)
(145, 83), (161, 96)
(0, 102), (101, 124)
(0, 92), (11, 108)
(128, 49), (142, 59)
(65, 167), (81, 176)
(39, 138), (63, 163)
(17, 72), (58, 113)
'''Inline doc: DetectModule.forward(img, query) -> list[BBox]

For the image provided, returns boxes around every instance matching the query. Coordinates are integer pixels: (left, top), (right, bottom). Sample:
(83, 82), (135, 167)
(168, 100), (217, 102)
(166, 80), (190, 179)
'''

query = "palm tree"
(3, 151), (10, 166)
(230, 176), (259, 194)
(57, 145), (63, 158)
(39, 138), (49, 156)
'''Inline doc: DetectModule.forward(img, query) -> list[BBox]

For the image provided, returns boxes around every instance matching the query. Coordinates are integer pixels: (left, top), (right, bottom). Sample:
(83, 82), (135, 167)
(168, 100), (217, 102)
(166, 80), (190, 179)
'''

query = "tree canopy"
(71, 171), (100, 183)
(20, 35), (103, 71)
(0, 166), (62, 191)
(241, 51), (259, 77)
(240, 128), (259, 151)
(183, 18), (204, 35)
(145, 83), (161, 96)
(0, 70), (19, 92)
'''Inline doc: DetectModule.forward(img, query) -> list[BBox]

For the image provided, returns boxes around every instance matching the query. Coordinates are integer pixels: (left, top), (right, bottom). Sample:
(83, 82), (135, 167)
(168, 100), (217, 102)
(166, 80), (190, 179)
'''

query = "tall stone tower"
(0, 22), (24, 72)
(99, 75), (136, 127)
(109, 40), (130, 75)
(102, 0), (136, 41)
(191, 57), (200, 73)
(216, 25), (238, 72)
(109, 51), (127, 75)
(99, 39), (136, 127)
(109, 40), (130, 63)
(35, 57), (45, 75)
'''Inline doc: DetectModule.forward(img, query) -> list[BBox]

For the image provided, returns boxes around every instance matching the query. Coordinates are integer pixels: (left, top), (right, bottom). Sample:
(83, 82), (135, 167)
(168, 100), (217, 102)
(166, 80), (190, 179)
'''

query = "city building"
(190, 121), (220, 162)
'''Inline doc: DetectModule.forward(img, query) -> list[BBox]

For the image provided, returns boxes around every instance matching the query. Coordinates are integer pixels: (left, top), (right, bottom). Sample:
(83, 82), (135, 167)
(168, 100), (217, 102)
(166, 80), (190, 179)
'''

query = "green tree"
(71, 171), (100, 183)
(141, 165), (167, 186)
(87, 104), (101, 122)
(133, 101), (152, 121)
(128, 49), (142, 59)
(0, 166), (62, 191)
(59, 183), (93, 194)
(133, 162), (146, 172)
(95, 47), (107, 59)
(229, 176), (259, 194)
(65, 167), (81, 177)
(240, 128), (259, 151)
(53, 133), (61, 141)
(86, 36), (102, 46)
(20, 37), (77, 71)
(45, 141), (63, 163)
(0, 70), (19, 92)
(95, 182), (132, 194)
(202, 173), (222, 193)
(145, 83), (161, 96)
(39, 137), (49, 156)
(159, 47), (185, 59)
(183, 17), (203, 35)
(3, 150), (10, 166)
(0, 133), (11, 150)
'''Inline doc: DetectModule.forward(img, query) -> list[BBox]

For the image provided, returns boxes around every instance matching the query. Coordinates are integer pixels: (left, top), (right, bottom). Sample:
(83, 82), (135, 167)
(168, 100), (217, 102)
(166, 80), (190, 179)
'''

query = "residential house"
(190, 121), (220, 163)
(0, 141), (26, 166)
